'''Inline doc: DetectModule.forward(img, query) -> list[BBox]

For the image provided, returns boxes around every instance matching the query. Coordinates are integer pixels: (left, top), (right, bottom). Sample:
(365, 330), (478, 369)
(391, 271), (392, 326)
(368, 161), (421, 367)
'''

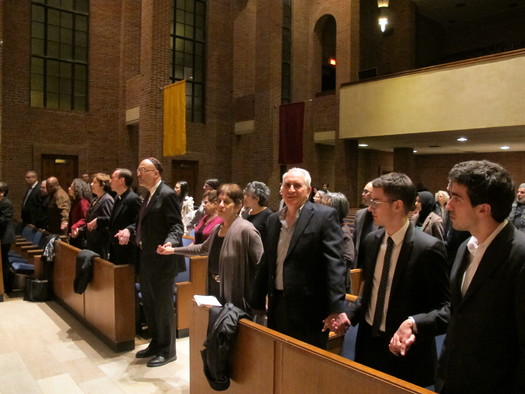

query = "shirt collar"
(386, 219), (410, 246)
(467, 219), (507, 256)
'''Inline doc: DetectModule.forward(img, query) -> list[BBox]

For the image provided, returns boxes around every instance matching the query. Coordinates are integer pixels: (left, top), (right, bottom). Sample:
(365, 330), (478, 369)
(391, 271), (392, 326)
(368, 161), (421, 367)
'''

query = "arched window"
(315, 15), (336, 92)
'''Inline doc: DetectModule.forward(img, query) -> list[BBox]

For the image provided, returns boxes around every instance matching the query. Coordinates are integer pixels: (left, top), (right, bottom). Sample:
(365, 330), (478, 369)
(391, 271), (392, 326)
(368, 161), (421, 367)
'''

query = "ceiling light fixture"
(500, 146), (511, 150)
(457, 137), (468, 142)
(359, 143), (368, 147)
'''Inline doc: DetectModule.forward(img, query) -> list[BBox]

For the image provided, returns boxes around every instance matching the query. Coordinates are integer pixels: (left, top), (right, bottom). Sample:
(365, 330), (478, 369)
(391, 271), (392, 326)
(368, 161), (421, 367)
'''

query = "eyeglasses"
(369, 199), (393, 208)
(137, 167), (156, 173)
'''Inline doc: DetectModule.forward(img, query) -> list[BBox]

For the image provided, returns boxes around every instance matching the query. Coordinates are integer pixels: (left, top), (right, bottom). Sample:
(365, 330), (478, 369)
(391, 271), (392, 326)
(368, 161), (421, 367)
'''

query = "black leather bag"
(24, 278), (52, 302)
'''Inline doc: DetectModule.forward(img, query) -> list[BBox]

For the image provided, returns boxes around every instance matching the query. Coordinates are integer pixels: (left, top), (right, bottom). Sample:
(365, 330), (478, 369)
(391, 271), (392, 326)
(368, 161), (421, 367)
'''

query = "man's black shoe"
(135, 347), (156, 359)
(147, 354), (177, 367)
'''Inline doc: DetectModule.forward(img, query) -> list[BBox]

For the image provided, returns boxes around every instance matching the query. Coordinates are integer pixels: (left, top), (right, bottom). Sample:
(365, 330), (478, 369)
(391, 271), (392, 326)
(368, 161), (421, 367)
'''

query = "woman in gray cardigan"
(157, 183), (263, 309)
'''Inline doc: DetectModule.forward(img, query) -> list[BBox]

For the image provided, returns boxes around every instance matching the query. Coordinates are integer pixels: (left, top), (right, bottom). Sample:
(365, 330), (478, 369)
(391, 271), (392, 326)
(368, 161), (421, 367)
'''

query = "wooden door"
(171, 160), (198, 200)
(41, 154), (78, 190)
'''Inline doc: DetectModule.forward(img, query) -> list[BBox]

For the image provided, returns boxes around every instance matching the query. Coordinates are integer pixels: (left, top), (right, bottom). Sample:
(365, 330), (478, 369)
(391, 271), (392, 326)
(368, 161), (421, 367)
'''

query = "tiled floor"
(0, 291), (190, 394)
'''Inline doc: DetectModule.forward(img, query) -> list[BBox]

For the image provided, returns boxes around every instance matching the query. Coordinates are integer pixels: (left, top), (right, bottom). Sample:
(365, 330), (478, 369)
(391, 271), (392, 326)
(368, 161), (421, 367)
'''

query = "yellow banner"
(163, 80), (186, 156)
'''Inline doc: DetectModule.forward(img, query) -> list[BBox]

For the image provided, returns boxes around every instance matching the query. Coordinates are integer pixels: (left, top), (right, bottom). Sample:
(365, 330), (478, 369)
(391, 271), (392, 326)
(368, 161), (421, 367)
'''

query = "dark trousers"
(1, 244), (12, 292)
(270, 291), (329, 350)
(140, 258), (177, 358)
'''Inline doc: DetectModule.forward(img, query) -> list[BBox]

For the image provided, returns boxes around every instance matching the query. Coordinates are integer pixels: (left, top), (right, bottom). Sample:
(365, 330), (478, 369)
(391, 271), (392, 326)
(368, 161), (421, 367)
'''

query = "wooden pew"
(190, 301), (432, 393)
(53, 241), (135, 351)
(176, 255), (208, 337)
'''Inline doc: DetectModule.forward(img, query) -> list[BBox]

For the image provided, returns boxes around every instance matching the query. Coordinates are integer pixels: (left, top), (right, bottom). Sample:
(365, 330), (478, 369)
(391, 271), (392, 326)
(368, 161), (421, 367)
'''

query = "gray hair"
(282, 167), (311, 188)
(244, 181), (270, 206)
(323, 192), (349, 224)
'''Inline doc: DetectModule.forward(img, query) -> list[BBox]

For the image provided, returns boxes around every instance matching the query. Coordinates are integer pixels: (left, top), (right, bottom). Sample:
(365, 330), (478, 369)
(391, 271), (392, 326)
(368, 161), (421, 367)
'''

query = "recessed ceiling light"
(500, 146), (511, 150)
(413, 149), (417, 153)
(457, 137), (468, 142)
(359, 143), (368, 147)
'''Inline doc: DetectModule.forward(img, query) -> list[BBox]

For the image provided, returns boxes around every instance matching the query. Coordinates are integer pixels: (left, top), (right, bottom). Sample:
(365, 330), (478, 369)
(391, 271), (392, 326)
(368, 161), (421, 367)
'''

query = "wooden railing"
(190, 301), (432, 393)
(53, 241), (135, 352)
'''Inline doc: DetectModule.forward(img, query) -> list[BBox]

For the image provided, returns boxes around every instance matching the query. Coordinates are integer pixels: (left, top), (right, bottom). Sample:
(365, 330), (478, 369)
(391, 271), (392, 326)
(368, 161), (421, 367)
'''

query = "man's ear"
(477, 203), (492, 217)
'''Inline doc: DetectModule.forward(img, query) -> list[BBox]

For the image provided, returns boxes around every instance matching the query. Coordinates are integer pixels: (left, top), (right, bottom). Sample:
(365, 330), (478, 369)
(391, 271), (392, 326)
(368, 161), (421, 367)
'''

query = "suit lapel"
(361, 229), (384, 305)
(450, 242), (470, 304)
(461, 224), (513, 304)
(285, 202), (314, 260)
(389, 224), (414, 296)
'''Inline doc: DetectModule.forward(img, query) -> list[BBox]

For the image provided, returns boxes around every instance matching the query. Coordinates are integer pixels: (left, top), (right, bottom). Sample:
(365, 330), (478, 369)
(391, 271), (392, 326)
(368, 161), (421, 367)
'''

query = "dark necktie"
(372, 236), (394, 336)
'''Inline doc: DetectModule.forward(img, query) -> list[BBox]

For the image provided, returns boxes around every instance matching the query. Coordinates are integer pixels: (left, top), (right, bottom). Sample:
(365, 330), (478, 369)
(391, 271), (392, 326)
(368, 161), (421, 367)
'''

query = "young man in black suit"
(128, 158), (185, 367)
(390, 160), (525, 393)
(250, 167), (349, 350)
(345, 172), (450, 387)
(95, 168), (141, 265)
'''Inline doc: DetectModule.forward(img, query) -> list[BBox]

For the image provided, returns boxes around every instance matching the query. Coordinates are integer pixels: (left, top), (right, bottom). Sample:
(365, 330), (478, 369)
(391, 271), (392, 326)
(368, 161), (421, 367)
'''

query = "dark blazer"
(85, 192), (114, 259)
(353, 207), (378, 267)
(0, 197), (15, 245)
(347, 224), (450, 387)
(250, 201), (347, 348)
(131, 181), (185, 358)
(21, 183), (44, 226)
(97, 188), (141, 265)
(415, 223), (525, 393)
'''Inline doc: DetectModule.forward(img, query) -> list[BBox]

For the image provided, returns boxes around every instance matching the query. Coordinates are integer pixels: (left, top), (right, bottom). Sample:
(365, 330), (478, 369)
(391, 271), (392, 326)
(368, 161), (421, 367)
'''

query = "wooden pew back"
(190, 301), (432, 393)
(53, 241), (135, 351)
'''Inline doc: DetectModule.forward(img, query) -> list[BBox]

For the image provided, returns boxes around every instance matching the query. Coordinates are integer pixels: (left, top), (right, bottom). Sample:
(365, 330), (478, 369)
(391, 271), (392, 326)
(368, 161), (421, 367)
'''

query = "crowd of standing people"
(1, 158), (524, 392)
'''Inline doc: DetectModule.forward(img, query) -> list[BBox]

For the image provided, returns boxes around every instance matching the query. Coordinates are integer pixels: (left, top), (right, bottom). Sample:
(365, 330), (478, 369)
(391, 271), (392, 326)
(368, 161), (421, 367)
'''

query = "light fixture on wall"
(377, 0), (390, 33)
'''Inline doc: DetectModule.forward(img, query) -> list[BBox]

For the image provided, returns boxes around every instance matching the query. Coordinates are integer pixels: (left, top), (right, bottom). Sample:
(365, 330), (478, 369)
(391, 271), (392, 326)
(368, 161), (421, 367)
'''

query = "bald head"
(46, 177), (59, 195)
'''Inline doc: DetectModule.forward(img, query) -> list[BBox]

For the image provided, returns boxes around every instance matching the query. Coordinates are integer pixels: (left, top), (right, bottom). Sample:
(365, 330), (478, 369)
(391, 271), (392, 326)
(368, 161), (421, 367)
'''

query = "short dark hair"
(203, 189), (218, 203)
(0, 182), (9, 197)
(448, 160), (514, 222)
(93, 172), (111, 193)
(218, 183), (244, 207)
(147, 157), (163, 175)
(243, 181), (270, 206)
(372, 172), (416, 215)
(116, 168), (133, 187)
(205, 178), (219, 190)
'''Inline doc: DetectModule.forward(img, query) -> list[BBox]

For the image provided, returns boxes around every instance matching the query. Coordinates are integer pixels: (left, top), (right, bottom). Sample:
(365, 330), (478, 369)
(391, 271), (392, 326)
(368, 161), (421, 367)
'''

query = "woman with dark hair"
(411, 190), (444, 241)
(157, 183), (263, 309)
(0, 182), (15, 292)
(242, 181), (272, 240)
(68, 178), (93, 249)
(193, 190), (222, 244)
(85, 173), (114, 258)
(174, 180), (195, 235)
(188, 178), (220, 232)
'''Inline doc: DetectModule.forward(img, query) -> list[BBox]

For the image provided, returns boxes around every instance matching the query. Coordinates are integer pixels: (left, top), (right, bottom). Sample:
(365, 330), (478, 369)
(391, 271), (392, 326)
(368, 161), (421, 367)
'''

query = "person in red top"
(194, 190), (222, 244)
(68, 178), (92, 249)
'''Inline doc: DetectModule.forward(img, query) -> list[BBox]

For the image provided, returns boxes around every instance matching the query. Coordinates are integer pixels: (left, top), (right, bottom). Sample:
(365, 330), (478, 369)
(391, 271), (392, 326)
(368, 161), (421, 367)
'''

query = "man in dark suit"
(21, 171), (44, 227)
(250, 167), (349, 350)
(345, 172), (450, 387)
(95, 168), (141, 265)
(127, 157), (185, 367)
(390, 160), (525, 393)
(353, 181), (378, 268)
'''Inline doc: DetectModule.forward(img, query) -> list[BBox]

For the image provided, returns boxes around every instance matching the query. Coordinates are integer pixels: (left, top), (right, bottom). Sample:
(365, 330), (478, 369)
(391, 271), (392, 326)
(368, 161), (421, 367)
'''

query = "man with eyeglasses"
(129, 157), (185, 367)
(344, 172), (450, 388)
(353, 181), (378, 268)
